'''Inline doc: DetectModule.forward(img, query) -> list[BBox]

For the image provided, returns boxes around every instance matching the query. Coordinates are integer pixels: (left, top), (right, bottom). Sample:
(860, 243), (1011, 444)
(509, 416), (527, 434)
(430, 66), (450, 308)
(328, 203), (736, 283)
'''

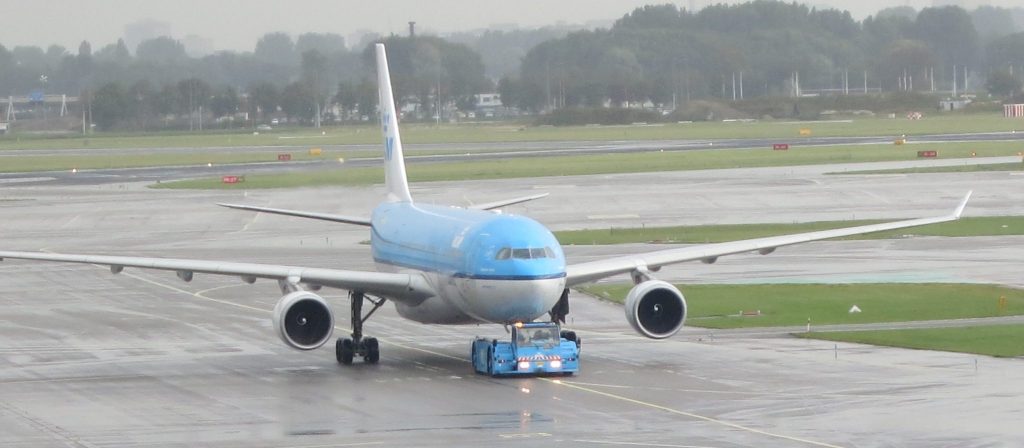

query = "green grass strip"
(555, 216), (1024, 245)
(152, 141), (1024, 189)
(798, 325), (1024, 358)
(832, 162), (1024, 175)
(3, 113), (1024, 150)
(580, 283), (1024, 329)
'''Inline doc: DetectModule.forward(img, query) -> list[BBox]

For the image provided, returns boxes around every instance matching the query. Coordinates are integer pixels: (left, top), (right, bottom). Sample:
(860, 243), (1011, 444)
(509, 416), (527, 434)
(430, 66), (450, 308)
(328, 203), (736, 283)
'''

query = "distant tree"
(127, 79), (157, 129)
(94, 39), (132, 65)
(174, 78), (211, 117)
(876, 6), (917, 20)
(914, 6), (979, 68)
(136, 37), (188, 64)
(12, 46), (46, 72)
(254, 32), (297, 66)
(354, 79), (377, 118)
(44, 45), (68, 67)
(986, 69), (1022, 97)
(248, 82), (279, 119)
(295, 33), (347, 56)
(0, 44), (11, 66)
(91, 82), (130, 130)
(362, 36), (489, 116)
(986, 33), (1024, 70)
(614, 4), (689, 29)
(878, 39), (935, 90)
(280, 81), (316, 121)
(497, 76), (543, 111)
(301, 49), (328, 94)
(209, 86), (239, 118)
(0, 44), (19, 95)
(971, 6), (1018, 44)
(334, 81), (357, 119)
(154, 83), (179, 116)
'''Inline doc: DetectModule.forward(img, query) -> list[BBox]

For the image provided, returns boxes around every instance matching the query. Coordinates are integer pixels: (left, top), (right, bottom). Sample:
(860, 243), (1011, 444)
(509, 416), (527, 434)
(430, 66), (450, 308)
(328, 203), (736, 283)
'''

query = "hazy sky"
(0, 0), (1019, 52)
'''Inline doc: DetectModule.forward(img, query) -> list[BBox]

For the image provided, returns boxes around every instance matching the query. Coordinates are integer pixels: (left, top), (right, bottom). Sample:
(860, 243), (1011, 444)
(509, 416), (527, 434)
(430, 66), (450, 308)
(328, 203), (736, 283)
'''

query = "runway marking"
(96, 267), (843, 447)
(586, 214), (640, 220)
(229, 210), (261, 234)
(574, 440), (719, 448)
(276, 443), (383, 448)
(542, 378), (845, 448)
(194, 284), (245, 296)
(498, 432), (551, 439)
(0, 177), (56, 184)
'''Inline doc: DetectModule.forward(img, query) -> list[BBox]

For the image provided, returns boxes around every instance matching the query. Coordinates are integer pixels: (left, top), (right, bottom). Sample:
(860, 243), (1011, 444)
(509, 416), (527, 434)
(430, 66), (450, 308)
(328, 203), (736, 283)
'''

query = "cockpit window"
(497, 247), (557, 260)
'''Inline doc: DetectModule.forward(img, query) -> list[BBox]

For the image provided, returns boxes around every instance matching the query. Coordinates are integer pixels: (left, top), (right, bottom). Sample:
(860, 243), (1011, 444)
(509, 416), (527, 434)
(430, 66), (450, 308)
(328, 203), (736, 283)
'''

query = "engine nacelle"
(272, 291), (334, 350)
(624, 280), (687, 339)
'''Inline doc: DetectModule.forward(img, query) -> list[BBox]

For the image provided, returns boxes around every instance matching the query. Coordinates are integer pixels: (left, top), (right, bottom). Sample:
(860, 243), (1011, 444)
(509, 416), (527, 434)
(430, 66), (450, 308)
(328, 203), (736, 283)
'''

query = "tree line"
(0, 32), (490, 130)
(500, 3), (1024, 111)
(2, 2), (1024, 131)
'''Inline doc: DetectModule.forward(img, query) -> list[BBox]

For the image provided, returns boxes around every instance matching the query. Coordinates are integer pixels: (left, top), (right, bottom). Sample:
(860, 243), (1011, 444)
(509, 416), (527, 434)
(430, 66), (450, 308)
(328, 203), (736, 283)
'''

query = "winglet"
(376, 43), (413, 203)
(953, 191), (972, 219)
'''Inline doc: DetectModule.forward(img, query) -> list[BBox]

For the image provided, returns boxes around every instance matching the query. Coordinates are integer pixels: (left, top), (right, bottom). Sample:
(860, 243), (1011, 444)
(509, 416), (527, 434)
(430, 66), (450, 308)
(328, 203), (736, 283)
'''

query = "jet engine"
(624, 280), (687, 339)
(272, 291), (334, 350)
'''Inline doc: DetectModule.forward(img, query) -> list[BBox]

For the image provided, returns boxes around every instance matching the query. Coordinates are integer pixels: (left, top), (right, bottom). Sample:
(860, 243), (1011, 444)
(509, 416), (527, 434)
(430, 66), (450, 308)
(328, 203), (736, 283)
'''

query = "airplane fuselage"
(370, 202), (566, 325)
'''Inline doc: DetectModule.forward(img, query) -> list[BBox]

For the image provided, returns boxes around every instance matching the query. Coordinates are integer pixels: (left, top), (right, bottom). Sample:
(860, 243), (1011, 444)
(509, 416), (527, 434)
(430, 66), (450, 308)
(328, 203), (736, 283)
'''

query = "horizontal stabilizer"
(218, 203), (371, 227)
(470, 193), (549, 211)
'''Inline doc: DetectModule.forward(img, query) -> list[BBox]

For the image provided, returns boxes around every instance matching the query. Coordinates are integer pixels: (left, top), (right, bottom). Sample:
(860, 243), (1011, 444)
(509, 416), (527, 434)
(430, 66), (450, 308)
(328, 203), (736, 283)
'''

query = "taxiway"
(1, 158), (1022, 447)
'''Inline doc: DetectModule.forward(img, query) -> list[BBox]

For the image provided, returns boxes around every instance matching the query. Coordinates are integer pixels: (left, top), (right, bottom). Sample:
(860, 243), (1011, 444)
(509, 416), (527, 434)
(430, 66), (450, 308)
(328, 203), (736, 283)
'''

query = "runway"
(1, 158), (1023, 446)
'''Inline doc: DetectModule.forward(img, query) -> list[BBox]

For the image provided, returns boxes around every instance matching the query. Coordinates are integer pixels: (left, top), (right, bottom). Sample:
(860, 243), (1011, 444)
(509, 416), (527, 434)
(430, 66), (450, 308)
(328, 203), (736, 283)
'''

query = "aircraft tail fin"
(376, 43), (413, 203)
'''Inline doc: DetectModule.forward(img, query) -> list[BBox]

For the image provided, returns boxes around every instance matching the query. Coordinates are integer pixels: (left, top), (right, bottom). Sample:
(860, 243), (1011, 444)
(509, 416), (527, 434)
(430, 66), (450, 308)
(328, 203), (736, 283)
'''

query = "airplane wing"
(470, 193), (549, 211)
(218, 203), (372, 226)
(565, 191), (972, 286)
(0, 251), (435, 304)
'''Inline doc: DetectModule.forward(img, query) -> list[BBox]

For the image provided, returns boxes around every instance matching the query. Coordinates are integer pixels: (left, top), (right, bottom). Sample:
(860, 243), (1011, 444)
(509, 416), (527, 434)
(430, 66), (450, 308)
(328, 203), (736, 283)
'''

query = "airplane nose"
(472, 277), (566, 323)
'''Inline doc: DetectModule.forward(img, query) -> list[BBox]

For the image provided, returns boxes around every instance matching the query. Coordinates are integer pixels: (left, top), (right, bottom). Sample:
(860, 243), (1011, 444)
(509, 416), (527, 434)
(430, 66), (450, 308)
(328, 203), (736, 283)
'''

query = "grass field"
(0, 150), (373, 173)
(580, 283), (1024, 329)
(3, 113), (1024, 151)
(152, 140), (1024, 189)
(833, 161), (1024, 175)
(799, 325), (1024, 358)
(554, 216), (1024, 245)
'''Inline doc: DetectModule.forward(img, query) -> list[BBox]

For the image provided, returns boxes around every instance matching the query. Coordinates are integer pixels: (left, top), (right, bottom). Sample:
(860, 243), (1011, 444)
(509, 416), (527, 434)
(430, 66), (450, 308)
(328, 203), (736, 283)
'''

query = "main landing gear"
(336, 291), (386, 365)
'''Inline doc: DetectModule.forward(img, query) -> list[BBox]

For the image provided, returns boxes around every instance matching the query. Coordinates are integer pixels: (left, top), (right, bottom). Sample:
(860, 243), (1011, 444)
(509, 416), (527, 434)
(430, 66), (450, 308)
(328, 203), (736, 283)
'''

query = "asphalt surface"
(1, 156), (1023, 446)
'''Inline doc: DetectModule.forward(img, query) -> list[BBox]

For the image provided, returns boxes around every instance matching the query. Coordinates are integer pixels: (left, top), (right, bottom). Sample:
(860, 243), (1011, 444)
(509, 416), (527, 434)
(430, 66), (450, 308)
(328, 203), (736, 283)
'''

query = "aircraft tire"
(364, 337), (380, 364)
(337, 338), (355, 365)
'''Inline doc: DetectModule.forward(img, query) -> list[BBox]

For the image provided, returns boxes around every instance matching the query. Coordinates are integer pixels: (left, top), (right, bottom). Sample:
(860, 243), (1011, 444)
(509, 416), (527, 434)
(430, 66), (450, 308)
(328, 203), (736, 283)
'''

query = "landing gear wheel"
(338, 291), (387, 366)
(363, 337), (380, 364)
(337, 338), (355, 365)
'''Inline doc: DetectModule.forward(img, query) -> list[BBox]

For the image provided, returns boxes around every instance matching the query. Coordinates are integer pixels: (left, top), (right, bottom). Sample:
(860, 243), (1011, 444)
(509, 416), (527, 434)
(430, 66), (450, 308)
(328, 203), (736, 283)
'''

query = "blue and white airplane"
(0, 44), (972, 365)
